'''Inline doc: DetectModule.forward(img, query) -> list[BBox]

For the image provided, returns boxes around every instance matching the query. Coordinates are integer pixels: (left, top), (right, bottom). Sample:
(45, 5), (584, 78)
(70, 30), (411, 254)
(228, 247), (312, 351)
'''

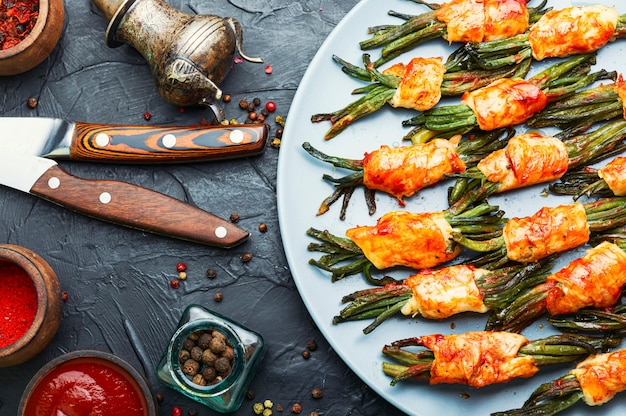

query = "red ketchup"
(23, 358), (148, 415)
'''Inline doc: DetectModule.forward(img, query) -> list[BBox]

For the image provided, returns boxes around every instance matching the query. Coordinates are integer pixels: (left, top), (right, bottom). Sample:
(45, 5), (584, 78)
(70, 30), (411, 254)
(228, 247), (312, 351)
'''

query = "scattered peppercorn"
(248, 111), (258, 121)
(241, 253), (253, 263)
(172, 407), (182, 416)
(265, 101), (276, 112)
(276, 404), (284, 412)
(309, 412), (319, 416)
(188, 409), (198, 416)
(252, 97), (261, 106)
(178, 107), (185, 113)
(62, 291), (69, 302)
(176, 262), (187, 272)
(291, 403), (302, 414)
(178, 271), (187, 281)
(306, 340), (318, 351)
(230, 212), (240, 223)
(265, 65), (273, 74)
(276, 128), (283, 139)
(270, 138), (281, 149)
(206, 268), (217, 279)
(26, 97), (38, 109)
(169, 279), (180, 289)
(213, 292), (223, 302)
(155, 393), (164, 403)
(143, 111), (151, 121)
(301, 350), (310, 359)
(239, 99), (249, 110)
(264, 400), (273, 409)
(311, 388), (323, 399)
(275, 115), (285, 127)
(246, 390), (255, 400)
(258, 223), (268, 233)
(223, 94), (231, 103)
(253, 403), (265, 414)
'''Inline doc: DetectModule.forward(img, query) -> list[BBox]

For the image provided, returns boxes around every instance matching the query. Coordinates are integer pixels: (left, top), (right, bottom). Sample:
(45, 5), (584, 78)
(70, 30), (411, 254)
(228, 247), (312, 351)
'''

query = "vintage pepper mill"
(91, 0), (262, 110)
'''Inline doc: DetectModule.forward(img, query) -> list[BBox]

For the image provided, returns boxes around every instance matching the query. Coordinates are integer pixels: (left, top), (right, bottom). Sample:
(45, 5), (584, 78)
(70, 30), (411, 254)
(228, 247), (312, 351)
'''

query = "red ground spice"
(0, 0), (40, 50)
(0, 263), (38, 348)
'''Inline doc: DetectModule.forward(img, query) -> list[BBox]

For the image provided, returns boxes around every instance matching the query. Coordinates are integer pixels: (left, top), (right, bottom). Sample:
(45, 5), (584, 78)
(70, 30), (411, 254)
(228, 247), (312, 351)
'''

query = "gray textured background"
(0, 0), (406, 414)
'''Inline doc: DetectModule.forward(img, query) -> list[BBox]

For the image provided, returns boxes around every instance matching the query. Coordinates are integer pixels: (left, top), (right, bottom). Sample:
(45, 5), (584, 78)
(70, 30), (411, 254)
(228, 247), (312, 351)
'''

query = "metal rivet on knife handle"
(215, 226), (228, 239)
(95, 133), (111, 147)
(229, 130), (244, 144)
(162, 134), (176, 148)
(48, 177), (61, 189)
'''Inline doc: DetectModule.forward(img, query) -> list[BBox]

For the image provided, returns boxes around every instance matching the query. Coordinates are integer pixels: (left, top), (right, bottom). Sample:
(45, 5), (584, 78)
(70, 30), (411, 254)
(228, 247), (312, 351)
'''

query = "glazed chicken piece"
(529, 5), (619, 60)
(382, 57), (446, 111)
(493, 348), (626, 414)
(461, 78), (548, 130)
(345, 211), (461, 270)
(598, 156), (626, 196)
(545, 241), (626, 316)
(435, 0), (530, 43)
(421, 331), (538, 387)
(362, 138), (465, 204)
(488, 240), (626, 333)
(400, 264), (490, 319)
(476, 132), (568, 192)
(572, 350), (626, 406)
(503, 203), (590, 263)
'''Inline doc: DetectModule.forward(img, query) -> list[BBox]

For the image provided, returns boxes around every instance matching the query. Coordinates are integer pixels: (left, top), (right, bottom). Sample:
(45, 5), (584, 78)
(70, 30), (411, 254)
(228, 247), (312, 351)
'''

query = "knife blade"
(0, 117), (268, 162)
(0, 153), (249, 248)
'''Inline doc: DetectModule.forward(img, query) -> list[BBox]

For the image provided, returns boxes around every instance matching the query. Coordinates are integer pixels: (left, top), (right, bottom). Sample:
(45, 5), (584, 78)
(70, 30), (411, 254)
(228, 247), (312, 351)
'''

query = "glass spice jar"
(156, 304), (265, 413)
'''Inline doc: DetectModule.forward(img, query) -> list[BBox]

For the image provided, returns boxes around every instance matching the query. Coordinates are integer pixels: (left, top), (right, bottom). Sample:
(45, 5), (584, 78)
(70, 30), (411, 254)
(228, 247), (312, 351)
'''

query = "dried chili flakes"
(1, 0), (40, 50)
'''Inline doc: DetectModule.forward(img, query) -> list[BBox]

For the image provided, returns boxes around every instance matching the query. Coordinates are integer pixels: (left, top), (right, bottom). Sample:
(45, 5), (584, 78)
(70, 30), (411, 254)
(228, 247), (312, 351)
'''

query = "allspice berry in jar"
(156, 305), (266, 413)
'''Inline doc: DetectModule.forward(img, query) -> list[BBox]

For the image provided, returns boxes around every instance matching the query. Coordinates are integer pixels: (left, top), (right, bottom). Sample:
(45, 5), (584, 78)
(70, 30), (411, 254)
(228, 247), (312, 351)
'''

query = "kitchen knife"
(0, 153), (249, 248)
(0, 117), (268, 162)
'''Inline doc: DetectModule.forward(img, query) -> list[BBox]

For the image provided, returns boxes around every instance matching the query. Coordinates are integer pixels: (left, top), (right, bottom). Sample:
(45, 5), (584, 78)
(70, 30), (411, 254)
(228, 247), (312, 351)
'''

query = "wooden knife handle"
(69, 122), (268, 162)
(29, 165), (250, 248)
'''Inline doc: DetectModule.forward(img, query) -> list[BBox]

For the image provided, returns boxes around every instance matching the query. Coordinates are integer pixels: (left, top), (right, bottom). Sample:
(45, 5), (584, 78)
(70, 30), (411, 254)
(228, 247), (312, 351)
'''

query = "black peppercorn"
(206, 268), (217, 279)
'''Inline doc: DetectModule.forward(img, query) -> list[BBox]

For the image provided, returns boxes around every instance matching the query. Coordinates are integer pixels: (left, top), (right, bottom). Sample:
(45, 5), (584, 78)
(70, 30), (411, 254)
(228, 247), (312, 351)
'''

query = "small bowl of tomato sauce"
(0, 0), (64, 75)
(18, 350), (158, 415)
(0, 244), (63, 367)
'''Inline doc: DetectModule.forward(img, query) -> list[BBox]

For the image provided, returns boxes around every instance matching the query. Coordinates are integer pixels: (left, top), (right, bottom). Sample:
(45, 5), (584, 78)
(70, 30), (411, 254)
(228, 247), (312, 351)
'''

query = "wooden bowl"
(0, 244), (63, 367)
(18, 350), (158, 415)
(0, 0), (65, 76)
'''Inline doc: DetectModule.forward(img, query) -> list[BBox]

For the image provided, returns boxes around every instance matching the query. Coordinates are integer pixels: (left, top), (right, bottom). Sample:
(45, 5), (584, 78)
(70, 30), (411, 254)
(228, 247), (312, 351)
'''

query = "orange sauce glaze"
(528, 6), (619, 60)
(572, 349), (626, 406)
(545, 241), (626, 316)
(503, 202), (589, 263)
(599, 156), (626, 196)
(346, 211), (461, 270)
(362, 139), (465, 204)
(435, 0), (529, 43)
(419, 331), (539, 388)
(383, 57), (446, 111)
(477, 132), (568, 192)
(462, 78), (547, 131)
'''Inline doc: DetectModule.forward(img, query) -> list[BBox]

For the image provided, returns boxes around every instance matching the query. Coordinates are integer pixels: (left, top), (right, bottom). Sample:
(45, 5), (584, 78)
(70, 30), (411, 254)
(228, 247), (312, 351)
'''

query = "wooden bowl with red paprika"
(0, 244), (63, 367)
(0, 0), (64, 76)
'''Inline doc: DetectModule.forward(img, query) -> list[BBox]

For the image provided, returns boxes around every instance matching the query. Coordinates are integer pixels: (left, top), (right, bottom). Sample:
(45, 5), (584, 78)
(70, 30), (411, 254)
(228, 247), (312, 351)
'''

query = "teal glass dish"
(156, 304), (265, 413)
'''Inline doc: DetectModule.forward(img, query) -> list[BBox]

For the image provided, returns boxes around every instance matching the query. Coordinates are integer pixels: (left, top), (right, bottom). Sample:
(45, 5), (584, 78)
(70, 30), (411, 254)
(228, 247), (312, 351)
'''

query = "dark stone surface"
(0, 0), (406, 415)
